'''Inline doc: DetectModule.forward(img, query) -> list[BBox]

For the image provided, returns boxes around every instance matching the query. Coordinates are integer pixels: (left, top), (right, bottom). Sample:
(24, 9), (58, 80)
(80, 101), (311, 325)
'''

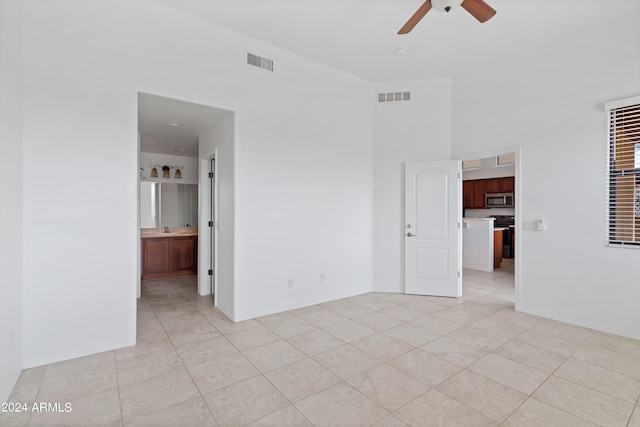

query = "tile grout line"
(168, 288), (223, 427)
(180, 283), (322, 426)
(253, 306), (405, 425)
(627, 395), (640, 427)
(483, 315), (601, 425)
(110, 349), (125, 427)
(135, 284), (222, 426)
(503, 328), (616, 427)
(24, 269), (640, 427)
(386, 290), (579, 425)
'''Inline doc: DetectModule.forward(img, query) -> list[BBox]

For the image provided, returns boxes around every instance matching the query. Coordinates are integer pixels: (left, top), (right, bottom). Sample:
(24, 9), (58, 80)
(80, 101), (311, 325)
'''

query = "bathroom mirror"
(140, 182), (198, 228)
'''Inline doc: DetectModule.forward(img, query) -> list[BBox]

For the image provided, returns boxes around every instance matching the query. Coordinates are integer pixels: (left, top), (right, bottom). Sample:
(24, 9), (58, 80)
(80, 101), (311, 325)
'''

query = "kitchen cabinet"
(494, 229), (503, 269)
(509, 225), (515, 258)
(485, 179), (499, 193)
(142, 235), (198, 280)
(463, 177), (515, 209)
(472, 180), (486, 208)
(462, 218), (494, 272)
(463, 181), (475, 209)
(484, 177), (514, 193)
(498, 177), (514, 193)
(462, 179), (487, 209)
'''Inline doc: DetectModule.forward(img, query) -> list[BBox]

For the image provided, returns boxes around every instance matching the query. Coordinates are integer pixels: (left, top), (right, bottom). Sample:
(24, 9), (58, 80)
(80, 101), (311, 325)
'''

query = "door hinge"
(208, 172), (214, 178)
(208, 221), (214, 227)
(208, 269), (214, 276)
(458, 271), (460, 278)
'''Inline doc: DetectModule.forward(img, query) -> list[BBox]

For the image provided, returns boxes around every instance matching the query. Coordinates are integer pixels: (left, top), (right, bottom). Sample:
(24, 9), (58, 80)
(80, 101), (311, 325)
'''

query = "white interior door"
(405, 161), (462, 297)
(210, 158), (216, 304)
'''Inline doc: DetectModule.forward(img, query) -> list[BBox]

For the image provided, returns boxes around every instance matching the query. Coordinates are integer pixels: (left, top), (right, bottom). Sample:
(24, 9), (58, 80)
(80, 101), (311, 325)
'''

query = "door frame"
(198, 150), (218, 301)
(454, 147), (522, 311)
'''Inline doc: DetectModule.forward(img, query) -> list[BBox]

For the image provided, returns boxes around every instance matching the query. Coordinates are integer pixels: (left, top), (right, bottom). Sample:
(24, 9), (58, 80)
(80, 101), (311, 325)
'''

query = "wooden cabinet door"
(463, 181), (474, 209)
(484, 179), (499, 194)
(142, 235), (198, 280)
(143, 238), (171, 275)
(472, 180), (486, 208)
(498, 177), (514, 193)
(493, 229), (503, 269)
(173, 236), (197, 272)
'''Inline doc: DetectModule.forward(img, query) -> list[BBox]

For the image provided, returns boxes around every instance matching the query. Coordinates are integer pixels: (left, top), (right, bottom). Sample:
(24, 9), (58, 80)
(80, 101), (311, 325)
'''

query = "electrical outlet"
(288, 278), (293, 288)
(521, 220), (546, 231)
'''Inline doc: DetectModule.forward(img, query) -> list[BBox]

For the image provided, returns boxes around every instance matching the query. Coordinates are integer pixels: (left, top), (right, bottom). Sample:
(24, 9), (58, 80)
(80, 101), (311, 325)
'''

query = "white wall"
(21, 0), (374, 367)
(373, 79), (452, 293)
(452, 10), (640, 339)
(0, 0), (23, 401)
(232, 76), (374, 321)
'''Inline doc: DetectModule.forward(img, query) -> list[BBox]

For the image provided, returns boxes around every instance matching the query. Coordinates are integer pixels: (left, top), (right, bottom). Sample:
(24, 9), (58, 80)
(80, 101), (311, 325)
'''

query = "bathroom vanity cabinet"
(141, 234), (197, 280)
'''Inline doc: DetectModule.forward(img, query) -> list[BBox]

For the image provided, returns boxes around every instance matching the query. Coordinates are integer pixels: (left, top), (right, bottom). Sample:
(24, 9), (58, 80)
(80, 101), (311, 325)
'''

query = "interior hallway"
(2, 264), (640, 426)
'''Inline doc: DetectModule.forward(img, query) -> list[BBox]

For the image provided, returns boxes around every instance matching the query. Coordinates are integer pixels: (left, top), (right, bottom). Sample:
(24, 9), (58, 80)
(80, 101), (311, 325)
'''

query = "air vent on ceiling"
(377, 91), (410, 103)
(247, 52), (274, 72)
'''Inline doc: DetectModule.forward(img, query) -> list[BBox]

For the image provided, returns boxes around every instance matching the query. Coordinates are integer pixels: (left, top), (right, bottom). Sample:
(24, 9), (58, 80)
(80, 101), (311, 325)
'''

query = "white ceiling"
(155, 0), (639, 82)
(140, 0), (637, 157)
(138, 93), (230, 157)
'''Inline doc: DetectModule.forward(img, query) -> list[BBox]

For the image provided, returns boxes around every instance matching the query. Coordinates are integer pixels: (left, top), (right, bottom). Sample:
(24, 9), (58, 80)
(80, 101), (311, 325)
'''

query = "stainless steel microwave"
(485, 193), (514, 208)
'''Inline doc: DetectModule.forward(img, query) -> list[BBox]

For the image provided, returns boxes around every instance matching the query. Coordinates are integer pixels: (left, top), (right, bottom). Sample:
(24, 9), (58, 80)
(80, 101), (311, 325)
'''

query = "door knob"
(407, 232), (416, 237)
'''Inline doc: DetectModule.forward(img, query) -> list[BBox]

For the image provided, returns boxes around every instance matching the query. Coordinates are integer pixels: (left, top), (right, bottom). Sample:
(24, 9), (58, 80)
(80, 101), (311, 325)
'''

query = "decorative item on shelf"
(162, 166), (170, 179)
(172, 166), (183, 179)
(149, 165), (159, 178)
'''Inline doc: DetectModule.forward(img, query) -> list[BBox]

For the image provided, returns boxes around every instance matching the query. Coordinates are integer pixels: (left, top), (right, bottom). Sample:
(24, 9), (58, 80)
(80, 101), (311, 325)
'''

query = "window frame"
(605, 96), (640, 247)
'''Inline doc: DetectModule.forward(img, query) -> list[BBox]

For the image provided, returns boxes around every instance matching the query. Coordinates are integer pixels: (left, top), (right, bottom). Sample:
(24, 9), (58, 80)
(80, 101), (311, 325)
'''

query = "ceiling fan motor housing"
(398, 0), (496, 35)
(431, 0), (463, 13)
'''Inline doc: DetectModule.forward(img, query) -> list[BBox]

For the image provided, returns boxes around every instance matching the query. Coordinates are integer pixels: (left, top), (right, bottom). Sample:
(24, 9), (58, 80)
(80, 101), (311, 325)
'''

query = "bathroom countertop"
(141, 227), (198, 238)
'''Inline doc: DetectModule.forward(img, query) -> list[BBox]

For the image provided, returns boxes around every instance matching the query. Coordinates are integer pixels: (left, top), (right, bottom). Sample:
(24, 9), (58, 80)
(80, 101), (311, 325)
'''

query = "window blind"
(607, 100), (640, 245)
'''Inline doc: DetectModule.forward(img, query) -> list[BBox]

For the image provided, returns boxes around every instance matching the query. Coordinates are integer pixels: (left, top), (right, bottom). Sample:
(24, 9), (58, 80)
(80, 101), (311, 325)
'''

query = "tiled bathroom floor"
(3, 260), (640, 426)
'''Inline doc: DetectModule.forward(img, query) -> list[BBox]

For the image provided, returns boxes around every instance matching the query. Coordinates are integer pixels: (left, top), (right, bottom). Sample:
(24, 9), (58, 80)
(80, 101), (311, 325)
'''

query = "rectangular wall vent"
(377, 91), (410, 103)
(247, 52), (274, 72)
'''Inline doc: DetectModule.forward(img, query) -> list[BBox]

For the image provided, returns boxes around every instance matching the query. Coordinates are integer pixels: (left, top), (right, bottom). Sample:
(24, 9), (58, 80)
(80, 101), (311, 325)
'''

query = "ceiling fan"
(398, 0), (496, 34)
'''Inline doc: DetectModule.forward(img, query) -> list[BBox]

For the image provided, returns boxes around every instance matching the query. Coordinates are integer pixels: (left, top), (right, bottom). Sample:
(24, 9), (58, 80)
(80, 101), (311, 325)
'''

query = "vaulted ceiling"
(141, 0), (638, 156)
(155, 0), (639, 82)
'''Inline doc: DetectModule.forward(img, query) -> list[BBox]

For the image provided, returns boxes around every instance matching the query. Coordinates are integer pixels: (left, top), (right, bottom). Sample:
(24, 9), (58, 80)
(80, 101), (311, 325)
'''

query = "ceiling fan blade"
(398, 1), (432, 34)
(461, 0), (496, 23)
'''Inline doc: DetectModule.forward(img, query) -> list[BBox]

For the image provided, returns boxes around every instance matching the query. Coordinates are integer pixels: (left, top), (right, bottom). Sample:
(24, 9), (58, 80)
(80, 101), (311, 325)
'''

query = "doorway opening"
(136, 92), (231, 307)
(456, 148), (521, 310)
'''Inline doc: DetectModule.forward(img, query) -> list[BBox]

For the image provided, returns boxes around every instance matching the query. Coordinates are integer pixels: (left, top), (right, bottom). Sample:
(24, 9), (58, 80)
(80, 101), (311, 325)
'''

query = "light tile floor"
(3, 260), (640, 426)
